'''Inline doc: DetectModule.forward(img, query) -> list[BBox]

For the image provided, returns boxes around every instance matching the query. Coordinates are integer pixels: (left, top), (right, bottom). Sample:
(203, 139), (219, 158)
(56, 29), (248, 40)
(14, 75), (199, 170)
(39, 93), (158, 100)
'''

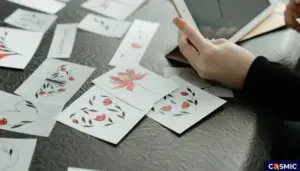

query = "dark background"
(185, 0), (270, 39)
(0, 0), (288, 170)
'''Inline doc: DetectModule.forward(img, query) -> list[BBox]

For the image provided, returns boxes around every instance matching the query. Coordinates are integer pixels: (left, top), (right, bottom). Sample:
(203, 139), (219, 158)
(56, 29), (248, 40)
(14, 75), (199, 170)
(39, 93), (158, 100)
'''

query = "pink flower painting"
(0, 32), (20, 60)
(110, 69), (146, 91)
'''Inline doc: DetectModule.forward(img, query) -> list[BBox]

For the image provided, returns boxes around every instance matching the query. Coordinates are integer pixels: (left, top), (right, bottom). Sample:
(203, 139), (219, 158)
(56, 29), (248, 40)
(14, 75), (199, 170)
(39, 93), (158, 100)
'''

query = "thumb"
(172, 17), (214, 51)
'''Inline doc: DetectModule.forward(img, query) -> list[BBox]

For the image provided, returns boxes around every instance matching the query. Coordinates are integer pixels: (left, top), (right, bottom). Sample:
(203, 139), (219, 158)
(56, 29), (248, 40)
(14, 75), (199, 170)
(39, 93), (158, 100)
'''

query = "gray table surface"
(0, 0), (294, 171)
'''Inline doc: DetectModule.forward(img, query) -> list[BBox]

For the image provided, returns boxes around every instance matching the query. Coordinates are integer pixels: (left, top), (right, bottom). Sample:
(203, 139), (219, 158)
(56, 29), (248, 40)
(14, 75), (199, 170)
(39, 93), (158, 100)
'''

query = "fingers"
(173, 17), (214, 51)
(285, 1), (300, 31)
(178, 31), (198, 59)
(293, 0), (300, 4)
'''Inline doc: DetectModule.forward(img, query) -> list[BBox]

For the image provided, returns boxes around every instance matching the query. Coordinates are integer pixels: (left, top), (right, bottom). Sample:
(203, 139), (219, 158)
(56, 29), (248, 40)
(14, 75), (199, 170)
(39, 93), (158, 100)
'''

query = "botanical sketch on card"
(0, 140), (18, 171)
(0, 138), (36, 171)
(56, 86), (147, 144)
(15, 59), (95, 105)
(151, 87), (198, 117)
(35, 64), (75, 98)
(147, 76), (226, 134)
(0, 27), (43, 69)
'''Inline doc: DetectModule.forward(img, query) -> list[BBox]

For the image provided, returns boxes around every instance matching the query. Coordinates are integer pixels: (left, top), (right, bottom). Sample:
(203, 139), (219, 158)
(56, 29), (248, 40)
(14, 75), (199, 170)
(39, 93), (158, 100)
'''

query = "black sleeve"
(243, 56), (300, 120)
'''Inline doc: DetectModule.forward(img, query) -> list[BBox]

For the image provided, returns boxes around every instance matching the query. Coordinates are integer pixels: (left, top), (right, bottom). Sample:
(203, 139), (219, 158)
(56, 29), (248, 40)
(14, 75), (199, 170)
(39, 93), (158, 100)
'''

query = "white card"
(147, 76), (226, 134)
(47, 23), (77, 58)
(56, 86), (147, 144)
(81, 0), (146, 20)
(78, 14), (131, 38)
(68, 167), (101, 171)
(92, 65), (178, 110)
(109, 20), (159, 67)
(4, 9), (57, 33)
(7, 0), (66, 14)
(0, 138), (36, 171)
(0, 27), (43, 69)
(163, 67), (234, 98)
(0, 90), (63, 136)
(15, 59), (95, 105)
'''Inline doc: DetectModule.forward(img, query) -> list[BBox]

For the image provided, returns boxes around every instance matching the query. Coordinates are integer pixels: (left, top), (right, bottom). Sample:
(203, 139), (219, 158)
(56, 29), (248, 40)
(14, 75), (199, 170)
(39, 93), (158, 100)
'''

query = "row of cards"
(2, 6), (159, 69)
(0, 57), (226, 144)
(6, 0), (146, 19)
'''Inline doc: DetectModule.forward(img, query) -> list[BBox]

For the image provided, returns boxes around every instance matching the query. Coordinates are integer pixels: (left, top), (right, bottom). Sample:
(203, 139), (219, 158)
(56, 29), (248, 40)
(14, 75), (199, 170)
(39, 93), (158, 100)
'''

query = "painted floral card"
(163, 67), (234, 98)
(0, 138), (36, 171)
(0, 27), (43, 69)
(147, 76), (226, 134)
(0, 90), (63, 137)
(92, 65), (178, 111)
(15, 59), (95, 106)
(56, 86), (147, 144)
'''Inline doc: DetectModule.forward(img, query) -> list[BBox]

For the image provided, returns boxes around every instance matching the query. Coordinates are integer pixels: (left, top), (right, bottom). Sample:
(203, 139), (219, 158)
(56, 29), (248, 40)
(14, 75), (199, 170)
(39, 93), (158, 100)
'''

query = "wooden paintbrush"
(170, 0), (199, 52)
(170, 0), (182, 18)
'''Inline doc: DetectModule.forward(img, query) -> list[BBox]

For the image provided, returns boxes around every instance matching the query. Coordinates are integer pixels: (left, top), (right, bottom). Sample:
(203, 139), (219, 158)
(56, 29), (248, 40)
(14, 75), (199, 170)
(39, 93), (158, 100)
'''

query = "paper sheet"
(78, 14), (131, 38)
(47, 23), (77, 58)
(4, 8), (57, 33)
(15, 59), (95, 105)
(7, 0), (66, 14)
(147, 76), (226, 134)
(0, 138), (36, 171)
(56, 86), (147, 144)
(109, 20), (159, 67)
(0, 27), (43, 69)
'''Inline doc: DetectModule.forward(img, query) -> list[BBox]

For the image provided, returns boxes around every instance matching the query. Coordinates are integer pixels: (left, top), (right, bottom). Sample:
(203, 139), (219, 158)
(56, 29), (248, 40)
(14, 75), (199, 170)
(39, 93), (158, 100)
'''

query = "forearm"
(243, 56), (300, 120)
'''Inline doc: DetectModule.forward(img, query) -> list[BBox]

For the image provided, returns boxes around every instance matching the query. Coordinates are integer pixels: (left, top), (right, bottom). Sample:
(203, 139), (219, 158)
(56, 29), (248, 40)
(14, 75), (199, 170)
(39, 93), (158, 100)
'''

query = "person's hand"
(284, 0), (300, 32)
(172, 17), (255, 90)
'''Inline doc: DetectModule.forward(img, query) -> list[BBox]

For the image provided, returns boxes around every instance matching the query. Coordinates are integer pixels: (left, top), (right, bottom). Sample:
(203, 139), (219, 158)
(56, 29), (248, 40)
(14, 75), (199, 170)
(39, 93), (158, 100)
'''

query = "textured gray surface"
(0, 0), (287, 171)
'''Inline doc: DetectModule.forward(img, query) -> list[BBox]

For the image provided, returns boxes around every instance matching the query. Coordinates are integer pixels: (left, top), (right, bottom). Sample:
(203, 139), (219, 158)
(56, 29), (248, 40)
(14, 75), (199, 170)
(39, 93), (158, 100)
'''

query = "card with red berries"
(14, 59), (95, 106)
(147, 76), (226, 134)
(0, 90), (63, 136)
(55, 86), (147, 144)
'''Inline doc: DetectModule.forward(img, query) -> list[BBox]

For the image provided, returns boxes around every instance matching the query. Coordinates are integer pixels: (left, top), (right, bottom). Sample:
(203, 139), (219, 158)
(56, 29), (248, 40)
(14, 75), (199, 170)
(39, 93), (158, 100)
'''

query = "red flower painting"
(94, 114), (106, 121)
(110, 69), (146, 91)
(131, 43), (143, 49)
(103, 98), (112, 106)
(160, 105), (172, 111)
(0, 32), (20, 60)
(181, 101), (190, 109)
(0, 118), (7, 125)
